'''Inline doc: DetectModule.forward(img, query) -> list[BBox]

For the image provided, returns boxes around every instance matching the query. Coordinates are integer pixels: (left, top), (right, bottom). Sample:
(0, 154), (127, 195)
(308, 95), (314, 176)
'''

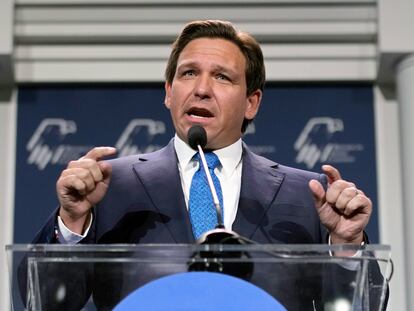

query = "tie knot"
(195, 152), (220, 170)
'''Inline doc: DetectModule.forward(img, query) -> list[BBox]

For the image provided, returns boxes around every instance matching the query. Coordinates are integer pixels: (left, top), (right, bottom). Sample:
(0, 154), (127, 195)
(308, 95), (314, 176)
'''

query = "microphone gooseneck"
(187, 125), (223, 229)
(186, 126), (244, 245)
(186, 127), (253, 279)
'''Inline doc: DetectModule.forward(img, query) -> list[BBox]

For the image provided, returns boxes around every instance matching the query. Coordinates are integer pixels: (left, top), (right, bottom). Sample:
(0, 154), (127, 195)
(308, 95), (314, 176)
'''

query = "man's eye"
(183, 70), (195, 77)
(217, 74), (230, 81)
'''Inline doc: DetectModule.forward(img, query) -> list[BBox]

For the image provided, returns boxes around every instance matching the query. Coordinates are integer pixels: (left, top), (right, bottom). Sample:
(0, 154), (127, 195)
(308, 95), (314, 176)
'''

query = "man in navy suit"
(31, 20), (379, 310)
(50, 20), (371, 247)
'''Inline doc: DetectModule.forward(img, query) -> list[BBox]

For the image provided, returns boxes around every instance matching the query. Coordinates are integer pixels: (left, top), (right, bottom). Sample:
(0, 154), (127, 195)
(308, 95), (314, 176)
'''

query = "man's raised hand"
(57, 147), (116, 234)
(309, 165), (372, 245)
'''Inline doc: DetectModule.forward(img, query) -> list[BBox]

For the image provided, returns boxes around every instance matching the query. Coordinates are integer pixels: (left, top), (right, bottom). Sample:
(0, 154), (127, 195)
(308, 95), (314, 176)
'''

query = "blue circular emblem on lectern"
(114, 271), (287, 310)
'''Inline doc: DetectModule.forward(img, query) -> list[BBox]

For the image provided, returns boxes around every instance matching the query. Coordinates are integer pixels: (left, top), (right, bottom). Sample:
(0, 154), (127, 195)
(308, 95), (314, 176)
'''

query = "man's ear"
(244, 89), (262, 120)
(164, 82), (172, 109)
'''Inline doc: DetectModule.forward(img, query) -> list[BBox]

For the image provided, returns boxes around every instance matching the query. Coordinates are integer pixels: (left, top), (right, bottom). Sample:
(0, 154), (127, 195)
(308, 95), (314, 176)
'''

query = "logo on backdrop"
(27, 118), (167, 170)
(294, 117), (363, 169)
(115, 119), (166, 157)
(27, 117), (363, 171)
(26, 118), (92, 170)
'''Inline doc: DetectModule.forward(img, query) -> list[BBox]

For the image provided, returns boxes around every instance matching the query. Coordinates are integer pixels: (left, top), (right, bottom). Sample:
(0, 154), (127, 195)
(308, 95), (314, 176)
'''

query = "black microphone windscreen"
(188, 125), (207, 150)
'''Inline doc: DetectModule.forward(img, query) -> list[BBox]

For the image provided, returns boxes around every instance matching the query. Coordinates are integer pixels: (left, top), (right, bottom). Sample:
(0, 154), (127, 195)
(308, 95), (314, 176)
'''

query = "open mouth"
(186, 107), (214, 119)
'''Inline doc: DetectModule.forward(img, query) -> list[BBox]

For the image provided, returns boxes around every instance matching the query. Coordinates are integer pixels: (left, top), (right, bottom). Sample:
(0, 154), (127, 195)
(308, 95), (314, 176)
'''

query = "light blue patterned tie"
(189, 152), (224, 239)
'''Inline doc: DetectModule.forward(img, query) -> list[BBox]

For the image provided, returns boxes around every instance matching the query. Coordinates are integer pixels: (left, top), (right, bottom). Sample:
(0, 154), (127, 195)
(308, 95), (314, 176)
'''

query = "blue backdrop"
(14, 84), (379, 243)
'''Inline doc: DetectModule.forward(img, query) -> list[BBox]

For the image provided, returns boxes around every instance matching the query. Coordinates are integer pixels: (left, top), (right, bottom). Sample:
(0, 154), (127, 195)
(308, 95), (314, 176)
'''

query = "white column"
(374, 86), (406, 311)
(0, 89), (17, 311)
(396, 54), (414, 311)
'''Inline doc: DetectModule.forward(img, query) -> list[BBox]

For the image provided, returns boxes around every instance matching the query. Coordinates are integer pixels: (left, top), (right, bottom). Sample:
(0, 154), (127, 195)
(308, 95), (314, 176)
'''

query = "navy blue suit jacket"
(25, 139), (389, 311)
(35, 139), (328, 245)
(32, 140), (364, 310)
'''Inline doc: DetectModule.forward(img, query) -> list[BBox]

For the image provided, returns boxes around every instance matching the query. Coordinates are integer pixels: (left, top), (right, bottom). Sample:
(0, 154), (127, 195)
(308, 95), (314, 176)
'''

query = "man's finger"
(309, 179), (326, 209)
(325, 180), (356, 206)
(61, 167), (97, 192)
(67, 159), (104, 181)
(334, 186), (359, 211)
(322, 164), (342, 184)
(98, 161), (113, 182)
(344, 195), (372, 218)
(82, 147), (117, 161)
(58, 174), (88, 196)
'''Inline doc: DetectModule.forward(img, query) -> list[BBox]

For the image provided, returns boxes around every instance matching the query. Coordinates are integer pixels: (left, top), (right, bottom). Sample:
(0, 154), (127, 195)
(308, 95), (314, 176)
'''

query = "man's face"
(164, 38), (262, 150)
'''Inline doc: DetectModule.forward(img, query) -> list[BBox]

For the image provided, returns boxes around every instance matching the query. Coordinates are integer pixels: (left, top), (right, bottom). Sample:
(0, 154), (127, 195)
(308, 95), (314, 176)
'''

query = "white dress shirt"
(58, 135), (243, 243)
(174, 134), (243, 230)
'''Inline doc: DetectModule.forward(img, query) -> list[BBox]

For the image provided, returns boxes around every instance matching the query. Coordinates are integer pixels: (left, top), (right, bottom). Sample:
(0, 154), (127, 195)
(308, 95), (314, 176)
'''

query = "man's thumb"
(309, 179), (326, 209)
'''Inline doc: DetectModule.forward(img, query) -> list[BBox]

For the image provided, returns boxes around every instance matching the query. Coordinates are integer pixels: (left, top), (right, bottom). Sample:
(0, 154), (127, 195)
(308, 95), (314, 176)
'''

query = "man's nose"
(194, 74), (212, 99)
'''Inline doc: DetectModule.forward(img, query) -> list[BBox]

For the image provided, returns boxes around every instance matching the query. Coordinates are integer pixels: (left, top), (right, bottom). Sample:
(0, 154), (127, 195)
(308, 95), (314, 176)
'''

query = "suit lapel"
(233, 144), (285, 239)
(130, 140), (285, 243)
(131, 140), (195, 243)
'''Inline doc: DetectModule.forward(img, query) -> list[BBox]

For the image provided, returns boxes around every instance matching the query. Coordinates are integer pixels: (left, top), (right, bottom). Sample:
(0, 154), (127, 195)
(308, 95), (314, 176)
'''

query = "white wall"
(0, 90), (17, 311)
(0, 0), (13, 86)
(374, 86), (406, 311)
(377, 1), (414, 309)
(0, 1), (16, 310)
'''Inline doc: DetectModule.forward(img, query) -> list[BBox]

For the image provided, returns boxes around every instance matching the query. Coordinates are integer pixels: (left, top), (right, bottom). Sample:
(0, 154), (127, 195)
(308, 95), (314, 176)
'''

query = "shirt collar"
(174, 134), (242, 178)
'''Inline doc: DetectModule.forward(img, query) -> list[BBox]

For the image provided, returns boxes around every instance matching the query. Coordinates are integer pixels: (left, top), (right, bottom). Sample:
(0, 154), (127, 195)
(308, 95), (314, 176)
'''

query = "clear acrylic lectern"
(6, 244), (391, 311)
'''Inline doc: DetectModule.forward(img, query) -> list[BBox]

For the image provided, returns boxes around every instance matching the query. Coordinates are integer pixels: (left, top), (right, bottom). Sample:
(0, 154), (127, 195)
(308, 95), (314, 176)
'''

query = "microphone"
(188, 125), (207, 150)
(187, 126), (254, 280)
(187, 125), (250, 244)
(187, 125), (224, 230)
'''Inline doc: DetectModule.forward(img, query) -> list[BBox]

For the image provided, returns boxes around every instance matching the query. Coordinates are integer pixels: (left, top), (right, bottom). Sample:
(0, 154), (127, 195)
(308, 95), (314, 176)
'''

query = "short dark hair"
(165, 20), (265, 132)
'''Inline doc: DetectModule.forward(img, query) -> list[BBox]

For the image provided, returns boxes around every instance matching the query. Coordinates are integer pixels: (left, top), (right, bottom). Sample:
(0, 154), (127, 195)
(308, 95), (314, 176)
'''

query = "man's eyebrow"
(178, 61), (236, 71)
(176, 61), (240, 78)
(211, 65), (240, 78)
(176, 60), (199, 68)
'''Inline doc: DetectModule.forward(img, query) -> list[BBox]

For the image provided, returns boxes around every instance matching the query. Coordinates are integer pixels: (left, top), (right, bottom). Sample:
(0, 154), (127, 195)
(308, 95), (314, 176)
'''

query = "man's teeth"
(190, 114), (208, 119)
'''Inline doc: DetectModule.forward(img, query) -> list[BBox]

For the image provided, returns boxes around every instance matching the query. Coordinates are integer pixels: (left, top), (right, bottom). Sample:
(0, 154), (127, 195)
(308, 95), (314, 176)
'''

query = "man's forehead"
(176, 38), (245, 68)
(184, 37), (240, 48)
